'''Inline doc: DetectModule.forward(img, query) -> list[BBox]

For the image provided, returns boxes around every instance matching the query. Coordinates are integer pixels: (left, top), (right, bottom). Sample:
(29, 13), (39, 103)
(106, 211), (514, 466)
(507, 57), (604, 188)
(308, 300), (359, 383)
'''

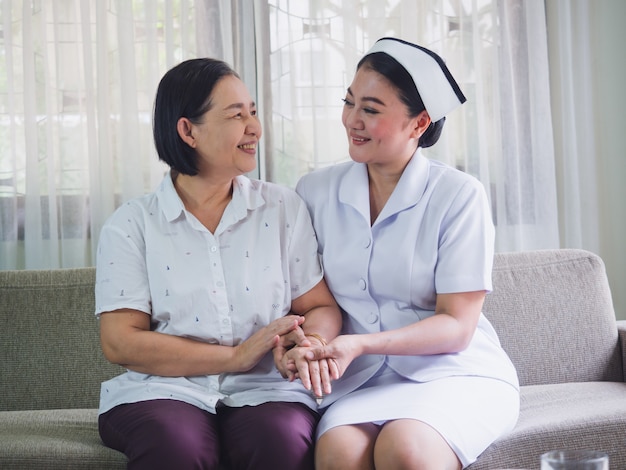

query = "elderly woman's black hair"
(153, 58), (239, 176)
(357, 52), (445, 148)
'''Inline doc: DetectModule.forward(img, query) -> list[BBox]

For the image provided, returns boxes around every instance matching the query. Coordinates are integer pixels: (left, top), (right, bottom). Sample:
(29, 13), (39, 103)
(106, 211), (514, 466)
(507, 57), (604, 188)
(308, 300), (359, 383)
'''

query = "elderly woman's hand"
(272, 326), (309, 377)
(231, 315), (304, 372)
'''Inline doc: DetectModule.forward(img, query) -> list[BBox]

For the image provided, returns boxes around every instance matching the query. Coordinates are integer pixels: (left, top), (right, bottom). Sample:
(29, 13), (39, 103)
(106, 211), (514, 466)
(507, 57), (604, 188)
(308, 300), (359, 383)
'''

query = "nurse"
(294, 38), (520, 469)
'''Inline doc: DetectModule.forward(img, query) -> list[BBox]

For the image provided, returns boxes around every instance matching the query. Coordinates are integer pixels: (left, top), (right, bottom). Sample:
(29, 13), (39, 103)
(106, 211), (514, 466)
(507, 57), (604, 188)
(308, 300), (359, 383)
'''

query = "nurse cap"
(365, 37), (466, 122)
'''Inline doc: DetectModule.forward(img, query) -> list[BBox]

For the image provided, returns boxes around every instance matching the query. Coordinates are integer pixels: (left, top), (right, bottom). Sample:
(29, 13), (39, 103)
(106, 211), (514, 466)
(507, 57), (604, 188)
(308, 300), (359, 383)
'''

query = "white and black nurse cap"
(365, 37), (466, 122)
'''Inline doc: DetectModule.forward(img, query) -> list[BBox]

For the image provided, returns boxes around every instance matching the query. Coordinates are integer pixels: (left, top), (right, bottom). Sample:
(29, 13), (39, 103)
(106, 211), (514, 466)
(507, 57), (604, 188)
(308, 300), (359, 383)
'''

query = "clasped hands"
(272, 320), (343, 401)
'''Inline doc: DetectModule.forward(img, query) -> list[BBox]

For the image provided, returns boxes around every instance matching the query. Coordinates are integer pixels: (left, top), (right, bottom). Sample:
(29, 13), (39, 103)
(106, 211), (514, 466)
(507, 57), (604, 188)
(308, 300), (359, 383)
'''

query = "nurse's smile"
(349, 133), (370, 145)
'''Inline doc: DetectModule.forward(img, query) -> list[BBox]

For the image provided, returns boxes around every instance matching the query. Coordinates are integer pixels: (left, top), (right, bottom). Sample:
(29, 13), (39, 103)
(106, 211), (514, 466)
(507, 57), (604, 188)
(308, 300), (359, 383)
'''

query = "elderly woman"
(95, 58), (341, 470)
(293, 38), (520, 470)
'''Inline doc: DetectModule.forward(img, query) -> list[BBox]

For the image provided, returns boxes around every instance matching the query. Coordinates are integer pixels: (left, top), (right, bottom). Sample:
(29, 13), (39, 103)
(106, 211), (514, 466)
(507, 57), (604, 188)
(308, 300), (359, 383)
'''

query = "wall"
(592, 0), (626, 320)
(547, 0), (626, 320)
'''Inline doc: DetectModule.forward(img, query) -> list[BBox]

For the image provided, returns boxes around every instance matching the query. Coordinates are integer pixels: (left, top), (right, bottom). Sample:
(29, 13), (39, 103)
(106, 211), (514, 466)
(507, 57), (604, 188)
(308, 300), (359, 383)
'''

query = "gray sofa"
(1, 249), (625, 469)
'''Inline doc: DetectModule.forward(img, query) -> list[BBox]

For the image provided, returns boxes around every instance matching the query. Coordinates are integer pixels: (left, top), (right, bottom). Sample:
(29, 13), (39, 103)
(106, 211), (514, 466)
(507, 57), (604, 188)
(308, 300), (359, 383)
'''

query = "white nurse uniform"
(296, 150), (520, 467)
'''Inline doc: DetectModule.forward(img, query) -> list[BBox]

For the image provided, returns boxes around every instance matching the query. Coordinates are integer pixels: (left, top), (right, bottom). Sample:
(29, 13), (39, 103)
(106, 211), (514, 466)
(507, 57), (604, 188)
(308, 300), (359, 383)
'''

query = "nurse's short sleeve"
(435, 178), (495, 294)
(95, 204), (151, 317)
(288, 198), (323, 299)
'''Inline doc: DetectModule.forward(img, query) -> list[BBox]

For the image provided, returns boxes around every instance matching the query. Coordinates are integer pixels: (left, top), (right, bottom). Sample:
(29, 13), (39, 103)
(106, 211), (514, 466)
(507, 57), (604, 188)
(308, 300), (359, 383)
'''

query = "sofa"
(1, 249), (625, 469)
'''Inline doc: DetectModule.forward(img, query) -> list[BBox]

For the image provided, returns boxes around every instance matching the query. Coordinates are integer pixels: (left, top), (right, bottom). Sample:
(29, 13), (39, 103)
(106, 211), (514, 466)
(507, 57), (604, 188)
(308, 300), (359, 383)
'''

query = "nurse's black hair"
(153, 58), (239, 176)
(358, 52), (445, 148)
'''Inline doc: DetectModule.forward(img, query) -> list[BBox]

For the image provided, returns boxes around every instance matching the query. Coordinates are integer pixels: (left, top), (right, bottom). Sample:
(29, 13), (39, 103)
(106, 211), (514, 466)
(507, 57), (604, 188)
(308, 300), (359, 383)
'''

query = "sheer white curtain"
(258, 0), (560, 252)
(0, 0), (245, 269)
(1, 0), (562, 270)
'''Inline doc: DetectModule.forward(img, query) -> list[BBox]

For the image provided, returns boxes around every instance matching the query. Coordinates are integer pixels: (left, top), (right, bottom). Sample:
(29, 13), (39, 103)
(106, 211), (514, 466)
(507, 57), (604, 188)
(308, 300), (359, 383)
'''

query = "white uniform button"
(210, 246), (217, 252)
(358, 278), (367, 290)
(367, 312), (379, 324)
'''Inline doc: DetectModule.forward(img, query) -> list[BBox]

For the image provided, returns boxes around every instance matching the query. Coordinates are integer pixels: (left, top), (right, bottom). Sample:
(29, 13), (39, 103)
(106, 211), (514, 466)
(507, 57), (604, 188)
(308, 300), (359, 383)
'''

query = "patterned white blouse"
(95, 171), (323, 415)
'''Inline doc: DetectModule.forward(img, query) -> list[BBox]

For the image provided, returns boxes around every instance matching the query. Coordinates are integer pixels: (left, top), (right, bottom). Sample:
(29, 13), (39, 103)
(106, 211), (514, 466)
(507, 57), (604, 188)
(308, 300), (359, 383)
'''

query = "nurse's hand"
(305, 334), (361, 378)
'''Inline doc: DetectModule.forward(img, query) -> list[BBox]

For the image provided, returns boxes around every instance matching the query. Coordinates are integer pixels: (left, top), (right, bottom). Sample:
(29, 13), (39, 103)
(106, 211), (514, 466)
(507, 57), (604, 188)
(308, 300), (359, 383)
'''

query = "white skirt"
(316, 364), (519, 468)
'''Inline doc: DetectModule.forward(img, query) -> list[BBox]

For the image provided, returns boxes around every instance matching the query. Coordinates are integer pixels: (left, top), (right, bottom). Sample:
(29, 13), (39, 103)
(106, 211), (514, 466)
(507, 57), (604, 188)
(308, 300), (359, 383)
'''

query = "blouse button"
(367, 312), (379, 324)
(358, 278), (367, 290)
(210, 246), (217, 253)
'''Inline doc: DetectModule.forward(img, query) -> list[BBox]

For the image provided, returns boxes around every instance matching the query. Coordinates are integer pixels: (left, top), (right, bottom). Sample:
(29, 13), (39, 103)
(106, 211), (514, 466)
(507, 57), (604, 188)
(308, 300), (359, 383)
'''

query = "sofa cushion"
(485, 249), (622, 386)
(0, 268), (122, 411)
(467, 382), (626, 469)
(0, 409), (126, 469)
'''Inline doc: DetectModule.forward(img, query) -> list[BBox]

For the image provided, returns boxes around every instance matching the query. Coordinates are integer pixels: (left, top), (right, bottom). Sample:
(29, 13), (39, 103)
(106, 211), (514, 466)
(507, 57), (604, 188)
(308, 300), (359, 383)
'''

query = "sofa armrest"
(617, 320), (626, 381)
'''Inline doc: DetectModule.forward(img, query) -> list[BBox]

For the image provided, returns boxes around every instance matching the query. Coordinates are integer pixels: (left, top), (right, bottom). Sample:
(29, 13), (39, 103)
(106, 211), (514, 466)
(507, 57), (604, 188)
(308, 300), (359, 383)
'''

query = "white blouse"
(95, 172), (323, 414)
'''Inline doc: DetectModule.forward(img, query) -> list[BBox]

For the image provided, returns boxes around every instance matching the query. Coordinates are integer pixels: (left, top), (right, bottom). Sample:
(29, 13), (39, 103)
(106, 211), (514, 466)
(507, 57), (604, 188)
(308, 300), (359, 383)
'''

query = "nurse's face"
(341, 66), (428, 169)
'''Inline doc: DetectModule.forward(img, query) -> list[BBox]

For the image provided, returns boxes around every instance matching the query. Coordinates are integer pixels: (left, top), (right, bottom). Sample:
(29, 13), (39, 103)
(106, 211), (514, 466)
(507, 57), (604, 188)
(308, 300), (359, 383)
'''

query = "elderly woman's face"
(186, 74), (262, 178)
(341, 67), (426, 168)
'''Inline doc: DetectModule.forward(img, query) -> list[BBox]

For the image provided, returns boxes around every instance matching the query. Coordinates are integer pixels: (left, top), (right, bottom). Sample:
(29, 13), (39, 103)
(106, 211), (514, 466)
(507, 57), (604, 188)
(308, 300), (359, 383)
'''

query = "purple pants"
(98, 399), (318, 470)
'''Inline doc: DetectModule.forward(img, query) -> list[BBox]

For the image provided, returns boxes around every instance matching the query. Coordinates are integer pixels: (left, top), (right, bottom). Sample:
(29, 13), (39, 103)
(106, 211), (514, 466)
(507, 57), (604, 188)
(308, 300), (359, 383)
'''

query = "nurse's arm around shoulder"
(306, 290), (485, 376)
(99, 308), (305, 377)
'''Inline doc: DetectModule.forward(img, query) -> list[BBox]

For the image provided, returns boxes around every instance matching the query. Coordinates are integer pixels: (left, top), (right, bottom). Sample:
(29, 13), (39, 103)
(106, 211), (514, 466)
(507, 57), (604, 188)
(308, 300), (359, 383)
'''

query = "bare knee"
(315, 424), (379, 470)
(373, 420), (461, 470)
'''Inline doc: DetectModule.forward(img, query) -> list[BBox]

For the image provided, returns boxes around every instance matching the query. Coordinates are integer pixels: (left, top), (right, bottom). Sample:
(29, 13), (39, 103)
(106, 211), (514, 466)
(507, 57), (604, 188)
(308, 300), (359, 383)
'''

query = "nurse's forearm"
(358, 291), (484, 356)
(357, 313), (473, 356)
